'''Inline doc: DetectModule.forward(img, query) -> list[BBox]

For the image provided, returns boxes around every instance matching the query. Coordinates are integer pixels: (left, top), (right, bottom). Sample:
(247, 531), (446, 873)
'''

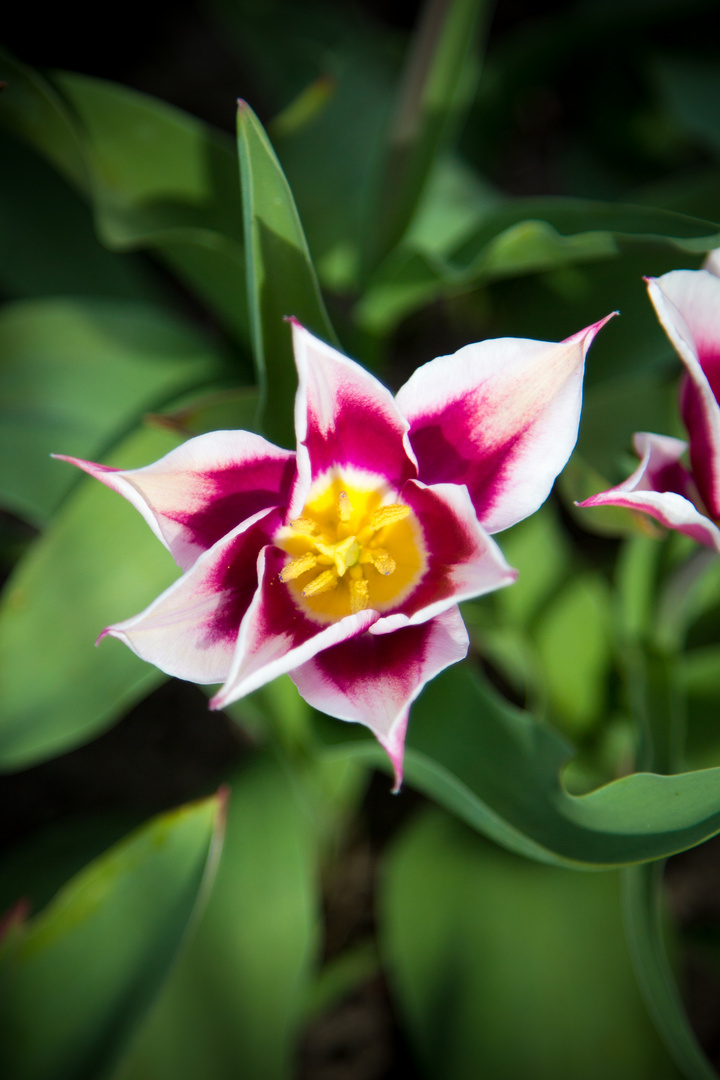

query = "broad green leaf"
(236, 100), (337, 448)
(0, 426), (183, 769)
(494, 504), (572, 629)
(322, 663), (720, 867)
(0, 51), (249, 344)
(114, 755), (318, 1080)
(622, 861), (715, 1080)
(211, 0), (399, 290)
(0, 130), (156, 303)
(367, 0), (492, 264)
(534, 573), (612, 737)
(148, 386), (261, 439)
(0, 48), (88, 189)
(0, 793), (225, 1080)
(577, 374), (679, 480)
(381, 810), (679, 1080)
(356, 199), (720, 334)
(0, 298), (225, 524)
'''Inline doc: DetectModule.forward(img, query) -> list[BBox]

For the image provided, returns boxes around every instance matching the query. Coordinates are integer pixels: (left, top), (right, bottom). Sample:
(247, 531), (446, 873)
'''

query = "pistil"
(278, 488), (412, 615)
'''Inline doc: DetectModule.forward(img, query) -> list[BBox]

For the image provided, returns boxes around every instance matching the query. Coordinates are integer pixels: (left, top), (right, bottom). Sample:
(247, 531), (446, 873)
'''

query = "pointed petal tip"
(584, 310), (618, 341)
(380, 712), (408, 794)
(95, 627), (112, 647)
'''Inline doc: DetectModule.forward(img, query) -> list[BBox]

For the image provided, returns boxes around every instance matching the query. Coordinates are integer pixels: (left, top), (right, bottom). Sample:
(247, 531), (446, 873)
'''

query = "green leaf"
(381, 810), (679, 1080)
(323, 663), (720, 867)
(622, 861), (715, 1080)
(236, 100), (337, 447)
(0, 426), (183, 769)
(367, 0), (493, 264)
(0, 130), (157, 303)
(356, 199), (720, 334)
(0, 51), (249, 344)
(534, 572), (613, 737)
(0, 792), (225, 1080)
(114, 755), (318, 1080)
(0, 298), (225, 525)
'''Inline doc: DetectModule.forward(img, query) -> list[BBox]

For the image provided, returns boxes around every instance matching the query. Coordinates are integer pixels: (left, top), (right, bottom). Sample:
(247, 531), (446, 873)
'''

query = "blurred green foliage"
(2, 0), (720, 1076)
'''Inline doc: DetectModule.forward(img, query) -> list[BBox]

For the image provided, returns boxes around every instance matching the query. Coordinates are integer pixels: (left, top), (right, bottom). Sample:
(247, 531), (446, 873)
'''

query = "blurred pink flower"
(57, 317), (609, 787)
(580, 268), (720, 552)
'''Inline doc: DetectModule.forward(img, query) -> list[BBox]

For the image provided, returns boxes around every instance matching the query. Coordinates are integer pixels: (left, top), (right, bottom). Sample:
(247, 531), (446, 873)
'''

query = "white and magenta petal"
(55, 431), (296, 571)
(703, 249), (720, 277)
(98, 507), (283, 683)
(395, 315), (615, 534)
(290, 605), (469, 791)
(288, 320), (417, 518)
(647, 271), (720, 518)
(209, 545), (379, 709)
(578, 432), (720, 551)
(373, 479), (517, 632)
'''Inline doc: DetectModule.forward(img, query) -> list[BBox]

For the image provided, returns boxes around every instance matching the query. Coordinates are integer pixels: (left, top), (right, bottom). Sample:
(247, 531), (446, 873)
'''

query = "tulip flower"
(579, 269), (720, 552)
(56, 317), (610, 787)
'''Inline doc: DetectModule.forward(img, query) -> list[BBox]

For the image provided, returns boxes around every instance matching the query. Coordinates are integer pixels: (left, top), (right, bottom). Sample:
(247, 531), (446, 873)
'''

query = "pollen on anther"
(279, 552), (318, 582)
(369, 503), (410, 531)
(302, 569), (338, 598)
(371, 549), (396, 575)
(289, 516), (317, 534)
(350, 577), (370, 613)
(337, 490), (353, 522)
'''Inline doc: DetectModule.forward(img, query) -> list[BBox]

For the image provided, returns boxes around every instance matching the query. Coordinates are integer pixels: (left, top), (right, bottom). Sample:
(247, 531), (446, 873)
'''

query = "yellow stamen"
(302, 569), (338, 597)
(369, 503), (410, 531)
(337, 490), (353, 522)
(370, 549), (396, 575)
(279, 552), (318, 582)
(350, 576), (370, 613)
(289, 516), (317, 534)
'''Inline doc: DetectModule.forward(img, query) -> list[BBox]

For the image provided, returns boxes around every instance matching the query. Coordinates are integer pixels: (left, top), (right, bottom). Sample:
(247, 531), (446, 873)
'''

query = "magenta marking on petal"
(696, 347), (720, 405)
(393, 481), (487, 617)
(196, 516), (281, 648)
(292, 321), (417, 493)
(161, 457), (296, 553)
(409, 414), (524, 526)
(679, 373), (720, 518)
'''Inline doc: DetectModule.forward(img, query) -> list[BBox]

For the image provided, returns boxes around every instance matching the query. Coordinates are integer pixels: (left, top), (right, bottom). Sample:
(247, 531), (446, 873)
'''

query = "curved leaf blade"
(0, 792), (225, 1080)
(323, 664), (720, 868)
(114, 756), (318, 1080)
(0, 51), (249, 343)
(0, 298), (225, 524)
(381, 810), (679, 1080)
(0, 427), (182, 769)
(236, 100), (337, 447)
(622, 862), (716, 1080)
(368, 0), (493, 264)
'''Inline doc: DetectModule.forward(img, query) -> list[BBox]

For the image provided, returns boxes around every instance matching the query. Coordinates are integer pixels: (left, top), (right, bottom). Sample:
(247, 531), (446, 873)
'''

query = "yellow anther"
(302, 569), (338, 598)
(369, 503), (410, 531)
(337, 490), (353, 522)
(370, 549), (396, 576)
(350, 576), (370, 613)
(289, 516), (317, 535)
(279, 552), (318, 582)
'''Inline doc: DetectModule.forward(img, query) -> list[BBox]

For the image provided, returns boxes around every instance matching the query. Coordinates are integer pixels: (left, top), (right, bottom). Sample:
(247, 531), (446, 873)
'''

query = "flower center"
(275, 473), (426, 624)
